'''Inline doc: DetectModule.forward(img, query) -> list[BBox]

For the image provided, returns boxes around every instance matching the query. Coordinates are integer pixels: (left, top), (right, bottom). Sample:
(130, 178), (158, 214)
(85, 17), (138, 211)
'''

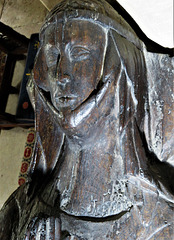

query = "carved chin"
(36, 78), (111, 138)
(57, 80), (110, 130)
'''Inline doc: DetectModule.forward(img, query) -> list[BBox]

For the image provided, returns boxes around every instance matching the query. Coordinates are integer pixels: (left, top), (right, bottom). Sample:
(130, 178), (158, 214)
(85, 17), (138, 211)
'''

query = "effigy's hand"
(25, 216), (61, 240)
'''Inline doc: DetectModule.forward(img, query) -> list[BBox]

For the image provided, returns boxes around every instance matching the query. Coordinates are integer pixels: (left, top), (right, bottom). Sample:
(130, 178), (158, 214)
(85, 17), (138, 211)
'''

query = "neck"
(65, 114), (126, 179)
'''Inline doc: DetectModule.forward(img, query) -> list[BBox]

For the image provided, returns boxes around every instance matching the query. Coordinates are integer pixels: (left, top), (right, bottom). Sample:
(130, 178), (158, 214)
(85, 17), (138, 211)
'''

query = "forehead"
(64, 20), (106, 44)
(41, 19), (107, 46)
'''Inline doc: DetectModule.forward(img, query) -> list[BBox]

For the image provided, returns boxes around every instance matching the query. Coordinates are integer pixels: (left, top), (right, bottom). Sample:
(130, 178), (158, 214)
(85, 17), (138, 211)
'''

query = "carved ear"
(102, 31), (121, 83)
(33, 47), (50, 92)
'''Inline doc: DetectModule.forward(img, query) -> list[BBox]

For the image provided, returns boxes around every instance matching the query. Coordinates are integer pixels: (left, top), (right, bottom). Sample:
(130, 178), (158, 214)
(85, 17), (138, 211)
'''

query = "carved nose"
(57, 74), (70, 86)
(56, 56), (70, 86)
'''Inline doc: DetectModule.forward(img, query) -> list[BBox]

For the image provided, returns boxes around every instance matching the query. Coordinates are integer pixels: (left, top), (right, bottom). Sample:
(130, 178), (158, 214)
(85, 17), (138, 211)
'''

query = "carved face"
(40, 20), (107, 113)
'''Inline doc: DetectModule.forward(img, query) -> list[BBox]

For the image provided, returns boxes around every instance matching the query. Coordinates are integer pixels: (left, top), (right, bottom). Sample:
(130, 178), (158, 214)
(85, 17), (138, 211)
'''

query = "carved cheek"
(72, 62), (79, 81)
(73, 60), (91, 84)
(82, 53), (103, 88)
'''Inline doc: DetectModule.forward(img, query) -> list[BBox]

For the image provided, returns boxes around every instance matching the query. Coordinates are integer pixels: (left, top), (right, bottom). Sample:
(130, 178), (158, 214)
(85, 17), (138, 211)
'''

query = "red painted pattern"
(24, 147), (32, 159)
(20, 162), (29, 173)
(22, 101), (29, 109)
(27, 133), (35, 144)
(18, 177), (26, 186)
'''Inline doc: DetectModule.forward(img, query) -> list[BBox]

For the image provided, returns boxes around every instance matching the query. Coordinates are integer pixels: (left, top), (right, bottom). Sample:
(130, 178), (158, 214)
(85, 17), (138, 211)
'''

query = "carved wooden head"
(33, 0), (146, 135)
(35, 20), (108, 113)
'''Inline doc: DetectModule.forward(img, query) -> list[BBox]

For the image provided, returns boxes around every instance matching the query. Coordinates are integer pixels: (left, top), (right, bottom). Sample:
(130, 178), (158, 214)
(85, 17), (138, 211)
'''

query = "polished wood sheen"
(0, 0), (173, 239)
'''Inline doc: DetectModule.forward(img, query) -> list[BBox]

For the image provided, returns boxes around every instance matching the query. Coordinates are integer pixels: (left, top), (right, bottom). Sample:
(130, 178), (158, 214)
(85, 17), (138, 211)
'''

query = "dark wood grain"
(0, 0), (173, 239)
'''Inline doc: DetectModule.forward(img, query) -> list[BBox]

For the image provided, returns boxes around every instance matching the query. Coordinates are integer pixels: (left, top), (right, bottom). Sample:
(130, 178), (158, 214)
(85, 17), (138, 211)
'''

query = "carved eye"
(70, 46), (90, 61)
(44, 44), (59, 67)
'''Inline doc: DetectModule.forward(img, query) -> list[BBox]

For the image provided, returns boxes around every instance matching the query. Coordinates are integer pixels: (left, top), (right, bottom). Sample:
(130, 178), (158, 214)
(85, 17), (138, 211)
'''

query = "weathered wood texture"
(0, 0), (173, 239)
